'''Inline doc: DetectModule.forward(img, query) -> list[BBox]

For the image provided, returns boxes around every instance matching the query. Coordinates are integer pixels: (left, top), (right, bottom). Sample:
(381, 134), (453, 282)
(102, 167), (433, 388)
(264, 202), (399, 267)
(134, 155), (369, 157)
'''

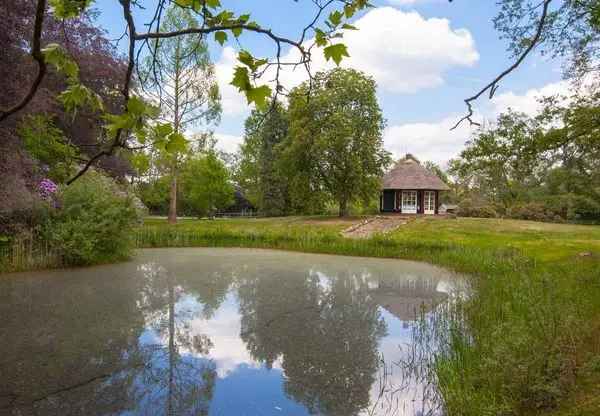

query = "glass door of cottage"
(401, 191), (417, 214)
(424, 191), (435, 215)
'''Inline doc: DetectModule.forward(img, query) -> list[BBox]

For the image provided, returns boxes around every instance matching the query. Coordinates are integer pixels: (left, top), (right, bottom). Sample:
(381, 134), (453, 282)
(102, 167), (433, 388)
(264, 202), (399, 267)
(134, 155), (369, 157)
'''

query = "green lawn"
(139, 215), (600, 415)
(142, 215), (600, 266)
(143, 215), (358, 233)
(395, 217), (600, 265)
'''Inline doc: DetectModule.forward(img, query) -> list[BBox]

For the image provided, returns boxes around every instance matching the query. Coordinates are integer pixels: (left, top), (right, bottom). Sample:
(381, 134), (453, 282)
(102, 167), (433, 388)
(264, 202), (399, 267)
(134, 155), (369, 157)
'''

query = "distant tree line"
(448, 94), (600, 222)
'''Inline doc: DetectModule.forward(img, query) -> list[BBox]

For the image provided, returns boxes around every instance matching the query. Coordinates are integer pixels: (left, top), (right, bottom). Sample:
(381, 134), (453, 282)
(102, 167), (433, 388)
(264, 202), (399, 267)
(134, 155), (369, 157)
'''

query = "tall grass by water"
(0, 237), (62, 273)
(134, 223), (524, 274)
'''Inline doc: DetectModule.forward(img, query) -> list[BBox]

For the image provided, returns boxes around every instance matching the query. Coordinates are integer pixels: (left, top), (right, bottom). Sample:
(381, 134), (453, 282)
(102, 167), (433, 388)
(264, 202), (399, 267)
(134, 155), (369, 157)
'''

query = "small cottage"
(380, 157), (450, 214)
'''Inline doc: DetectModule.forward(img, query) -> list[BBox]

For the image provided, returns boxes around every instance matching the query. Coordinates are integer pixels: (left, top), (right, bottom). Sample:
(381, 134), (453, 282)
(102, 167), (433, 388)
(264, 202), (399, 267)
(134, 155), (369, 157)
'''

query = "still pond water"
(0, 248), (464, 416)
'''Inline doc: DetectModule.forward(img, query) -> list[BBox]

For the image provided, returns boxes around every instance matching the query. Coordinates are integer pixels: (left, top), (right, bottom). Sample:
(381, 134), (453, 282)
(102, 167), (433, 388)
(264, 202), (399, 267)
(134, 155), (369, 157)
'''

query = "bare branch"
(452, 0), (553, 130)
(0, 0), (47, 123)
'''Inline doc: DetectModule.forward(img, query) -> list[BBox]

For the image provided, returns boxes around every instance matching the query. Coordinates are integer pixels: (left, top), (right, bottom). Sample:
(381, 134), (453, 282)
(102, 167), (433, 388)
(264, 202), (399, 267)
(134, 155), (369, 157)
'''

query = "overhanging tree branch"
(67, 0), (137, 184)
(452, 0), (553, 130)
(22, 0), (367, 183)
(0, 0), (47, 123)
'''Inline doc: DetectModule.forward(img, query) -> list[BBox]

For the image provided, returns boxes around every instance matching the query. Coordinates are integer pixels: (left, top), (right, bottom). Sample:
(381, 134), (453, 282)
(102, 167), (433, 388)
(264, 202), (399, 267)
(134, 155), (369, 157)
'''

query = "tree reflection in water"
(131, 259), (235, 416)
(237, 265), (388, 415)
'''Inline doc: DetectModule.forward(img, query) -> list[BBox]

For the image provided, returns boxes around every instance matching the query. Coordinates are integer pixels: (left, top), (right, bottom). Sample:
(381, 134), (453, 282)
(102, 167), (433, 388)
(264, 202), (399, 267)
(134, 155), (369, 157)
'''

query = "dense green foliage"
(283, 69), (391, 216)
(236, 69), (390, 217)
(44, 171), (141, 265)
(181, 152), (234, 217)
(135, 142), (234, 218)
(17, 114), (80, 183)
(135, 175), (171, 215)
(450, 104), (600, 222)
(237, 103), (291, 216)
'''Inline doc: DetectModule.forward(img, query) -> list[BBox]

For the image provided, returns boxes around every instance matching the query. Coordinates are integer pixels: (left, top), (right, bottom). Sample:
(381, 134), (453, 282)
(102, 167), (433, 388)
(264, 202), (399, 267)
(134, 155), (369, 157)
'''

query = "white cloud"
(214, 132), (244, 154)
(384, 115), (475, 165)
(215, 47), (250, 117)
(383, 79), (580, 164)
(213, 8), (478, 117)
(274, 7), (479, 94)
(491, 80), (570, 115)
(188, 296), (260, 378)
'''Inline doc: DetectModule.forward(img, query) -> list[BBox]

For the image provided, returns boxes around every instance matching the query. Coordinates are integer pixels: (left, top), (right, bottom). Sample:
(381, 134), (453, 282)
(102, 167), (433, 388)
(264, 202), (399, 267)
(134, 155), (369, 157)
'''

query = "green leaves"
(150, 123), (189, 155)
(231, 67), (252, 92)
(195, 4), (258, 39)
(205, 0), (221, 8)
(104, 96), (157, 141)
(174, 0), (220, 10)
(43, 43), (104, 116)
(126, 96), (148, 116)
(238, 50), (267, 72)
(59, 84), (103, 116)
(324, 44), (350, 65)
(49, 0), (92, 19)
(230, 51), (272, 109)
(344, 4), (357, 18)
(42, 43), (79, 82)
(232, 27), (243, 38)
(310, 0), (373, 67)
(231, 67), (272, 109)
(328, 10), (344, 28)
(153, 122), (174, 140)
(165, 131), (188, 153)
(315, 29), (328, 47)
(215, 31), (228, 45)
(246, 85), (272, 109)
(18, 114), (80, 183)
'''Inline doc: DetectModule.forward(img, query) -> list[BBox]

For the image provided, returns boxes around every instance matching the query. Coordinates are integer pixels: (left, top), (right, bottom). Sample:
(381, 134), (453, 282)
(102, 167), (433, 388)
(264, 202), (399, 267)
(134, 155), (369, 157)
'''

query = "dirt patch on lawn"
(341, 216), (412, 239)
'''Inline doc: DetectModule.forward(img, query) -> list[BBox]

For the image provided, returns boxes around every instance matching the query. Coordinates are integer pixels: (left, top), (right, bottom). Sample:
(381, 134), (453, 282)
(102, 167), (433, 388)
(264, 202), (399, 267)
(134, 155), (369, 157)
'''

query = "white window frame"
(402, 191), (417, 214)
(424, 191), (436, 215)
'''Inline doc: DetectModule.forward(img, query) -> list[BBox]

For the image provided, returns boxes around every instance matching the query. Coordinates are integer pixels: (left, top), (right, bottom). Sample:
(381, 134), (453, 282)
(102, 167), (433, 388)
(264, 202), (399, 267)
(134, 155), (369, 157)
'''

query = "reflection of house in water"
(369, 274), (449, 323)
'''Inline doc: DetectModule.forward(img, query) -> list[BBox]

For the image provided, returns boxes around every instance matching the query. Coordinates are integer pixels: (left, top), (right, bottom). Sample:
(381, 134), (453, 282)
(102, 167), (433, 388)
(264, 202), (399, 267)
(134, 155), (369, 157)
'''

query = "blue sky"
(93, 0), (566, 164)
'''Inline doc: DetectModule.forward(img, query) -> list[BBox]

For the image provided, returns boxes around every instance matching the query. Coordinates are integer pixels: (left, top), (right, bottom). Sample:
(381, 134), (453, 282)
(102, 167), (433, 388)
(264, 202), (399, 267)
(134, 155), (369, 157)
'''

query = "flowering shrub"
(38, 178), (58, 200)
(44, 171), (141, 266)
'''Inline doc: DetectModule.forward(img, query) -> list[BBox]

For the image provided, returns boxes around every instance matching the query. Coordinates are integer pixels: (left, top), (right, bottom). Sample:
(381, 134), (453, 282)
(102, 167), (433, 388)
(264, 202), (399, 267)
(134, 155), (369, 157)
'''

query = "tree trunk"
(168, 174), (177, 224)
(168, 45), (181, 226)
(339, 199), (348, 217)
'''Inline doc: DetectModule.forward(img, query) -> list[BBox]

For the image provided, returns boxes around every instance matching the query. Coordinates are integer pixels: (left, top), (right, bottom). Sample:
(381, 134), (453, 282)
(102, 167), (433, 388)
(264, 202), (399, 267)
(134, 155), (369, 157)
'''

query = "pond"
(0, 248), (465, 416)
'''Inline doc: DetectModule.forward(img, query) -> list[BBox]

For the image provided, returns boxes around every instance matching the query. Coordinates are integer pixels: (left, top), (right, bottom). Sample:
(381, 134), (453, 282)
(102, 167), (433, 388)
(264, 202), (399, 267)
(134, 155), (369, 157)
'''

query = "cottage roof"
(382, 158), (450, 190)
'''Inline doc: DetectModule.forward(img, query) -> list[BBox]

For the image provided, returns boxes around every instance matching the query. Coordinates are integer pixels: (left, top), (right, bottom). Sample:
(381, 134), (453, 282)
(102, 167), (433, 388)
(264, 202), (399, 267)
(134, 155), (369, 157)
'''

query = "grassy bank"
(137, 216), (600, 415)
